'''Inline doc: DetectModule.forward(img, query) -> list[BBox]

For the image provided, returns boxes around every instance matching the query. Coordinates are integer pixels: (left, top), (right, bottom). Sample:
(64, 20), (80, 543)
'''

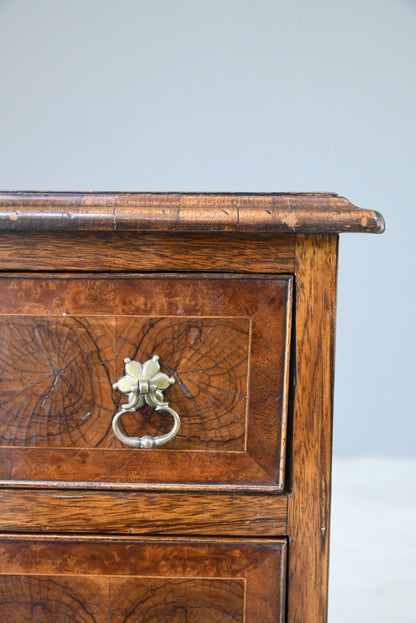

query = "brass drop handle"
(112, 355), (180, 449)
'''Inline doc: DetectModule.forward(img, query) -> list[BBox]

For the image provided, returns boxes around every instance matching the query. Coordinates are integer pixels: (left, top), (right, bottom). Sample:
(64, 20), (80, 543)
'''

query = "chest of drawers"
(0, 192), (384, 622)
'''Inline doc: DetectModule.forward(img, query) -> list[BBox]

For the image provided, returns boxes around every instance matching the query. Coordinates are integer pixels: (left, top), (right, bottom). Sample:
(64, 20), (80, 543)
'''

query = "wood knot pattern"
(0, 315), (249, 451)
(116, 317), (249, 451)
(0, 575), (244, 623)
(0, 575), (105, 622)
(0, 316), (114, 448)
(110, 577), (244, 623)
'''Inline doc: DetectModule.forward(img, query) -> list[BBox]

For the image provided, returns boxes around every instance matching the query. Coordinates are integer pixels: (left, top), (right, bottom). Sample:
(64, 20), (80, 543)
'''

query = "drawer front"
(0, 274), (292, 490)
(0, 536), (286, 623)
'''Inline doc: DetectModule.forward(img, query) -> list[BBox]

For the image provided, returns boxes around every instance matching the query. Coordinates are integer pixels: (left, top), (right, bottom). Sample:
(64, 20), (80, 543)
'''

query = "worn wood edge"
(0, 479), (285, 493)
(0, 192), (385, 233)
(278, 276), (293, 491)
(0, 489), (288, 536)
(286, 234), (338, 623)
(0, 532), (288, 546)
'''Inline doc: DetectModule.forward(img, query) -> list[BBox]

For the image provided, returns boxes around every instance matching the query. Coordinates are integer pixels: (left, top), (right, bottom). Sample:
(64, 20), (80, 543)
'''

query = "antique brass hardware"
(112, 355), (180, 449)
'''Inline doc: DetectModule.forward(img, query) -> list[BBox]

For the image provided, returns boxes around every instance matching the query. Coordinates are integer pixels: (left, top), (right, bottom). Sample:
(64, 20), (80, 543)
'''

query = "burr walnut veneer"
(0, 192), (384, 622)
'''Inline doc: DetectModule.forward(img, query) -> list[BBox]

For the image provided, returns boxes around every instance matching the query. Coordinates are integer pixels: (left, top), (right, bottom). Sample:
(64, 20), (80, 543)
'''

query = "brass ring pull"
(112, 405), (180, 449)
(112, 355), (180, 449)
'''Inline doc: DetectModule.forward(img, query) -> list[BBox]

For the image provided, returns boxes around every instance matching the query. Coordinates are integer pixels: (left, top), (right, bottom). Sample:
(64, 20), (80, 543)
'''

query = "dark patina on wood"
(0, 191), (384, 233)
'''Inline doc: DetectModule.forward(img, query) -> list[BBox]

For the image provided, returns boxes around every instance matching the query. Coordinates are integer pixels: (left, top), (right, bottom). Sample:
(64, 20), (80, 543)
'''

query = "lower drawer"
(0, 535), (286, 622)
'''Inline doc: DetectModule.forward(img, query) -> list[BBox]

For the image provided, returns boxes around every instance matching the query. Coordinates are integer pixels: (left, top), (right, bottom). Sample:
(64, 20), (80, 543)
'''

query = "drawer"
(0, 273), (292, 491)
(0, 536), (287, 623)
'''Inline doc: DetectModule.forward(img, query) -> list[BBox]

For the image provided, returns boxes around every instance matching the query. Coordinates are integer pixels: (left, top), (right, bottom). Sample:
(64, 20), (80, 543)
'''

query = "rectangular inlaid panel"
(0, 536), (287, 623)
(0, 315), (248, 452)
(0, 575), (244, 622)
(0, 274), (292, 490)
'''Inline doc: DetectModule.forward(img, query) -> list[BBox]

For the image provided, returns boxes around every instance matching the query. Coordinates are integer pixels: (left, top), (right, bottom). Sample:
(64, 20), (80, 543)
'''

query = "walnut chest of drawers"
(0, 192), (384, 622)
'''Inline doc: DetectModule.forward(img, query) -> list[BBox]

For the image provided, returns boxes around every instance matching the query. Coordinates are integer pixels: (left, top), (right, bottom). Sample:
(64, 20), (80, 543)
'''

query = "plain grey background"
(0, 0), (414, 456)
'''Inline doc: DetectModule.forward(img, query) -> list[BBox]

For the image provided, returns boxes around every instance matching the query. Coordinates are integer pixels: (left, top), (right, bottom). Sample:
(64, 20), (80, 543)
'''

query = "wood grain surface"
(0, 575), (244, 622)
(0, 274), (292, 490)
(0, 232), (296, 273)
(109, 577), (245, 623)
(286, 234), (338, 623)
(0, 196), (381, 621)
(0, 489), (288, 536)
(0, 315), (249, 452)
(0, 535), (287, 623)
(0, 191), (385, 233)
(0, 575), (108, 622)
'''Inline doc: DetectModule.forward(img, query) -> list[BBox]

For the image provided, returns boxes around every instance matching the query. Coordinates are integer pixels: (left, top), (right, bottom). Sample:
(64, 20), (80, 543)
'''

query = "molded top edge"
(0, 191), (385, 234)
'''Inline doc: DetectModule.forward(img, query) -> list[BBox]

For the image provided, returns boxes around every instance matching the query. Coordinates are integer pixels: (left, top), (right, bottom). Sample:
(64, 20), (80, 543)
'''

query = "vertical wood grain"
(287, 234), (338, 623)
